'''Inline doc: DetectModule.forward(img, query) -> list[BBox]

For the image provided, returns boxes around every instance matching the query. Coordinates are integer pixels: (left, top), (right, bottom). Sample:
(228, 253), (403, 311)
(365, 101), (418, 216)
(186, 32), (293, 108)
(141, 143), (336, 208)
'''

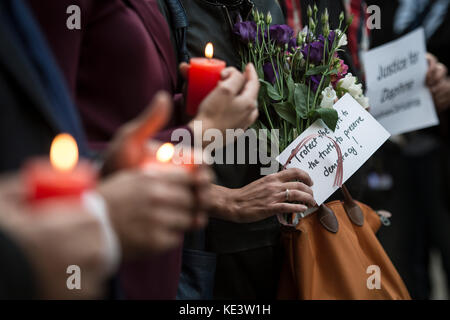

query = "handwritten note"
(362, 28), (439, 135)
(277, 94), (390, 205)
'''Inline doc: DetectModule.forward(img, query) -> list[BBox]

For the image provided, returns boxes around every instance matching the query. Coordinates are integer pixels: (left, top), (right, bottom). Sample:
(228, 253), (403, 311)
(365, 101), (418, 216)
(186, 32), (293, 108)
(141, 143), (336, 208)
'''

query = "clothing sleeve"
(0, 228), (36, 299)
(26, 0), (94, 96)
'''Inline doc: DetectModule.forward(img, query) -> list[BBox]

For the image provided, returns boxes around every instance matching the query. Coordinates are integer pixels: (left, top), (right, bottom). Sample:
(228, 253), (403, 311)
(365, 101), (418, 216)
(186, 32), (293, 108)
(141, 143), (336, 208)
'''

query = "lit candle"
(142, 143), (197, 172)
(23, 133), (97, 203)
(186, 42), (226, 116)
(156, 143), (176, 164)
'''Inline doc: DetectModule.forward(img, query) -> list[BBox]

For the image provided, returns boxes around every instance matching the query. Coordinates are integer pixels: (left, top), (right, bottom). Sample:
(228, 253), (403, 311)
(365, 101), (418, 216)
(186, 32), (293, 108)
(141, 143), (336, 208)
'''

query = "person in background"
(385, 0), (450, 299)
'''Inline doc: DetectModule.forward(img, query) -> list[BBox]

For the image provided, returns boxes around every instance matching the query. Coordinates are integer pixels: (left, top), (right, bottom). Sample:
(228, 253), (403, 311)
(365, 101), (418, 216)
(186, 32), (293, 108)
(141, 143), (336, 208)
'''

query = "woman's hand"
(210, 168), (316, 223)
(180, 63), (260, 145)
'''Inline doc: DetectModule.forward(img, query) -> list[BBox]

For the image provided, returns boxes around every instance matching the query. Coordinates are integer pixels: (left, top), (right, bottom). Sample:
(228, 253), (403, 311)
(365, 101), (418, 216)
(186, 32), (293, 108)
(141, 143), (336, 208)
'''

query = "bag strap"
(341, 184), (364, 227)
(317, 204), (339, 233)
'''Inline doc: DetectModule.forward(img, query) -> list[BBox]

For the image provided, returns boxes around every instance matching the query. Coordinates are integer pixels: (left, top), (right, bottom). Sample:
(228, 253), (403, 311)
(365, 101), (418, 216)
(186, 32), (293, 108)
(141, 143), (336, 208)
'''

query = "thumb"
(131, 91), (172, 143)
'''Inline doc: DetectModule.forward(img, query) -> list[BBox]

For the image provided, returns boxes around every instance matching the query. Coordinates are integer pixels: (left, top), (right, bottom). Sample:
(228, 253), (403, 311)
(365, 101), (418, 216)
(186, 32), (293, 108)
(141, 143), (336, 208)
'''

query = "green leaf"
(314, 108), (339, 131)
(258, 83), (267, 104)
(273, 101), (297, 125)
(256, 64), (265, 79)
(286, 75), (295, 103)
(322, 75), (331, 89)
(293, 83), (309, 118)
(327, 68), (339, 75)
(305, 65), (328, 76)
(259, 121), (268, 131)
(260, 80), (282, 101)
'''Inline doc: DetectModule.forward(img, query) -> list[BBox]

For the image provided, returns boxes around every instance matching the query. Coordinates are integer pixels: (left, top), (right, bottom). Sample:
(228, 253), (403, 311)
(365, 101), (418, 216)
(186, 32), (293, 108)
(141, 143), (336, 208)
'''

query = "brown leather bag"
(277, 186), (411, 300)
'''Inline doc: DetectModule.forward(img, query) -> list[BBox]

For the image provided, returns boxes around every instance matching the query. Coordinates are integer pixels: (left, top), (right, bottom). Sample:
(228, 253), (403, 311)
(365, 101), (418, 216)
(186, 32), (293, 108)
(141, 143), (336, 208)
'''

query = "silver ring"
(285, 189), (290, 201)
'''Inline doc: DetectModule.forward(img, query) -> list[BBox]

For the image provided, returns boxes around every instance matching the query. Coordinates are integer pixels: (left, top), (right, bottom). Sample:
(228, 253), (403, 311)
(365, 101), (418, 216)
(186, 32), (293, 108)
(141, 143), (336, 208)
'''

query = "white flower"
(356, 94), (370, 109)
(338, 73), (364, 99)
(336, 30), (348, 48)
(348, 83), (363, 97)
(320, 86), (337, 108)
(338, 73), (356, 90)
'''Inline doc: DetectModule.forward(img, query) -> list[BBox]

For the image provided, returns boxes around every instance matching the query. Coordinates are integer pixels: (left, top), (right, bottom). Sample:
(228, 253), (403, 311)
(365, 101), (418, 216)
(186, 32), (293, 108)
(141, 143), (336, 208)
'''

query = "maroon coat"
(28, 0), (183, 299)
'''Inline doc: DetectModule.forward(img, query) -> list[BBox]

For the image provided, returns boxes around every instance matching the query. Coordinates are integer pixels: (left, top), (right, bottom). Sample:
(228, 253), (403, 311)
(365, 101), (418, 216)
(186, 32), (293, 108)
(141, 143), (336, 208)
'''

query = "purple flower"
(288, 37), (298, 52)
(263, 62), (279, 84)
(301, 40), (324, 63)
(302, 31), (338, 63)
(268, 24), (294, 46)
(233, 21), (257, 44)
(328, 31), (336, 47)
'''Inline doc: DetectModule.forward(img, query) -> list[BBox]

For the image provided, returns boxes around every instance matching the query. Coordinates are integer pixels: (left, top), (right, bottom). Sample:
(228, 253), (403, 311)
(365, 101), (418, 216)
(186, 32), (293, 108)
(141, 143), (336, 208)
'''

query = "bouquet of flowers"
(233, 6), (369, 152)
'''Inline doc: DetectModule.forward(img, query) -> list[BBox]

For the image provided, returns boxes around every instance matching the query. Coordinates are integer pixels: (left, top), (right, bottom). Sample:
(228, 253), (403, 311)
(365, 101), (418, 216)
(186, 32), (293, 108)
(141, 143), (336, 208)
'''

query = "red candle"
(186, 43), (226, 116)
(23, 133), (97, 203)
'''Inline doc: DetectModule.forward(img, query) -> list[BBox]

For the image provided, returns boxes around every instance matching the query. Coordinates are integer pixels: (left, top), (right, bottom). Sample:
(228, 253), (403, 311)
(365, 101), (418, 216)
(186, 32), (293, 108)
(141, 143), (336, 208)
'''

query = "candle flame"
(50, 133), (78, 172)
(156, 143), (175, 163)
(205, 42), (214, 59)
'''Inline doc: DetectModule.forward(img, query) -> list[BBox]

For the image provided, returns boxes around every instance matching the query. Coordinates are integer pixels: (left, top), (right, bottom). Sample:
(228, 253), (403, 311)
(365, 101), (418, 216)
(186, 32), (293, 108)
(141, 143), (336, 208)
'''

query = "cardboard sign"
(277, 94), (390, 205)
(362, 28), (439, 135)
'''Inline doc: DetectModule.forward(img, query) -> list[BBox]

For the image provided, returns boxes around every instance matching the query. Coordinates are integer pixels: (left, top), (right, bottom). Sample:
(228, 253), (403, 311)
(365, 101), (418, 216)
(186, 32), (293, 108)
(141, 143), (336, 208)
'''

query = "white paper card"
(362, 28), (439, 135)
(276, 94), (391, 205)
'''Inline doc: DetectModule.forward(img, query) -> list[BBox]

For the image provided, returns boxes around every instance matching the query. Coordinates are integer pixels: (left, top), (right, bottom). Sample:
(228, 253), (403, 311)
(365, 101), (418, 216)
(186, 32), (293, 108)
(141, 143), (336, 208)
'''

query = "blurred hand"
(102, 92), (172, 175)
(17, 207), (107, 299)
(426, 53), (447, 87)
(0, 176), (108, 299)
(430, 77), (450, 112)
(180, 63), (260, 144)
(97, 165), (213, 259)
(426, 53), (450, 112)
(210, 168), (316, 223)
(96, 89), (215, 257)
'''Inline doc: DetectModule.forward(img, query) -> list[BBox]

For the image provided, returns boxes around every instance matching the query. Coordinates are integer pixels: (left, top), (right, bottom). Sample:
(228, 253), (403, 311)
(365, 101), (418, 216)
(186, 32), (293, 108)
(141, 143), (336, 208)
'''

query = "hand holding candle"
(184, 62), (261, 141)
(23, 133), (97, 203)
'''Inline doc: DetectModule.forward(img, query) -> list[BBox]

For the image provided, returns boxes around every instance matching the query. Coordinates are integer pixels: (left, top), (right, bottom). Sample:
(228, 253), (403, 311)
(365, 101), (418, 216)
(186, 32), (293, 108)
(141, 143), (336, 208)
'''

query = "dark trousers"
(213, 244), (283, 300)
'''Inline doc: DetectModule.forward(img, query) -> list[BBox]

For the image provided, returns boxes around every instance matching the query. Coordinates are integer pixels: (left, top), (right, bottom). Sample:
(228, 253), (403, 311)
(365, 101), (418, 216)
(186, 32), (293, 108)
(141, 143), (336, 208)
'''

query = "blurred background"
(361, 0), (450, 300)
